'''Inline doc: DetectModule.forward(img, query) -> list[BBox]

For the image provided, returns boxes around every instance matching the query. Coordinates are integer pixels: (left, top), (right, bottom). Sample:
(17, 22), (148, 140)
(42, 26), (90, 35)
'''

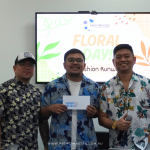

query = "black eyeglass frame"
(67, 58), (84, 63)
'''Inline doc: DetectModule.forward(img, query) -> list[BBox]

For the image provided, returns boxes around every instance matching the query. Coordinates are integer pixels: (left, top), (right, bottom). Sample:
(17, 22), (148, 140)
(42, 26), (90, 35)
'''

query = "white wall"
(0, 0), (150, 149)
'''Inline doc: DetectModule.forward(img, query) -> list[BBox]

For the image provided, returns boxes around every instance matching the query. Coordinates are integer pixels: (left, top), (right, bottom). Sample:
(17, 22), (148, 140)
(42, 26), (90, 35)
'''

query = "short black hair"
(113, 44), (134, 57)
(64, 48), (85, 62)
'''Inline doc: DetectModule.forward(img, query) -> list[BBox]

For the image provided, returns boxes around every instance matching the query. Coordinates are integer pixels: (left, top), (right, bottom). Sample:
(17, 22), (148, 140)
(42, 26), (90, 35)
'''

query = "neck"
(117, 71), (133, 82)
(16, 77), (30, 84)
(66, 73), (82, 82)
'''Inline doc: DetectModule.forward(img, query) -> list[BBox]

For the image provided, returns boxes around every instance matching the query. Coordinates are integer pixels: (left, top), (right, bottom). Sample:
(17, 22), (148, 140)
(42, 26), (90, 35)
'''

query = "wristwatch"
(112, 121), (117, 129)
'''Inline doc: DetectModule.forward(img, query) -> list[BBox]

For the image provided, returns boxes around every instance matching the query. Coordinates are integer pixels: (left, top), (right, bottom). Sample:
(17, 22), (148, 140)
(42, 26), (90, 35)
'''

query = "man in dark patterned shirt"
(0, 52), (49, 150)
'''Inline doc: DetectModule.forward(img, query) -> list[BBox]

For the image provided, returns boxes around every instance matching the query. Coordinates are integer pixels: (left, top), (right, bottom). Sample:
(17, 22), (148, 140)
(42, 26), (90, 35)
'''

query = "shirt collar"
(114, 72), (138, 85)
(14, 77), (32, 88)
(62, 73), (91, 84)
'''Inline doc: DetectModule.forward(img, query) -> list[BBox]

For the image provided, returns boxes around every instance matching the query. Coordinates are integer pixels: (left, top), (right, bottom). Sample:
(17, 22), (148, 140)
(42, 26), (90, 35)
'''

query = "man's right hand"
(49, 104), (67, 114)
(116, 113), (131, 131)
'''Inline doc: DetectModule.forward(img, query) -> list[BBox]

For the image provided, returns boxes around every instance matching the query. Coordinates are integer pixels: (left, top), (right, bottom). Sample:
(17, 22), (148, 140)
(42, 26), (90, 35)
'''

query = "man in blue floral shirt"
(99, 44), (150, 150)
(41, 48), (100, 150)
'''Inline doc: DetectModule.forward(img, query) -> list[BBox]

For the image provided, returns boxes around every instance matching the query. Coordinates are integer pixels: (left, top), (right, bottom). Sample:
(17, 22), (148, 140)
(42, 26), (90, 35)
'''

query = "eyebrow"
(116, 53), (130, 56)
(68, 57), (83, 59)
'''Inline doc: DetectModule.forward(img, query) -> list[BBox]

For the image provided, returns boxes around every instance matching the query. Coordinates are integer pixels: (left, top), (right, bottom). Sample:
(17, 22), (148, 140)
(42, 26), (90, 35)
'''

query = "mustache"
(70, 66), (80, 68)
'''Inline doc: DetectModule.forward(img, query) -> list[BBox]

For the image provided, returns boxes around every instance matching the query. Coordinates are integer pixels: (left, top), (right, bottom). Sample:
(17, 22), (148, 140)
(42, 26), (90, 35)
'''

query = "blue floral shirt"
(100, 72), (150, 150)
(41, 74), (100, 150)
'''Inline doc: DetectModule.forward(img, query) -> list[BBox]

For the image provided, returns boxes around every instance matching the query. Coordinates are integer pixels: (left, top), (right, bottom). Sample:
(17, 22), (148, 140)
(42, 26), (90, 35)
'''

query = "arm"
(40, 106), (53, 119)
(98, 111), (131, 131)
(41, 83), (67, 119)
(39, 116), (49, 150)
(98, 111), (114, 129)
(40, 104), (67, 149)
(148, 133), (150, 143)
(41, 104), (68, 119)
(99, 85), (116, 129)
(86, 84), (101, 118)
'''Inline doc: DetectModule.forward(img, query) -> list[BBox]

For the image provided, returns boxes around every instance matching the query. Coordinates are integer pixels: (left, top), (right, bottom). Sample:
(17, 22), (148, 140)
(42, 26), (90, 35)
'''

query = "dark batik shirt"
(0, 78), (41, 150)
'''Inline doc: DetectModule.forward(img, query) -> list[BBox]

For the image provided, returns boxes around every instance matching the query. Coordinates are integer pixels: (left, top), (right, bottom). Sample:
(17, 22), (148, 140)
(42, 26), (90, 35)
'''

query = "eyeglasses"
(18, 62), (35, 69)
(67, 58), (83, 63)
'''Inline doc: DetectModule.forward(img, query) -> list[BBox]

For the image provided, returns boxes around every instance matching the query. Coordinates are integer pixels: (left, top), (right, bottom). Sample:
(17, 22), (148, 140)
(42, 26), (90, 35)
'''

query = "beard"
(67, 72), (81, 78)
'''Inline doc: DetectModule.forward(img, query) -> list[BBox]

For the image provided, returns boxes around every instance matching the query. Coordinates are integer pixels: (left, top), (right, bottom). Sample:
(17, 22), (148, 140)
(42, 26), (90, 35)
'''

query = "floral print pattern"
(41, 74), (100, 150)
(0, 78), (41, 150)
(100, 73), (150, 150)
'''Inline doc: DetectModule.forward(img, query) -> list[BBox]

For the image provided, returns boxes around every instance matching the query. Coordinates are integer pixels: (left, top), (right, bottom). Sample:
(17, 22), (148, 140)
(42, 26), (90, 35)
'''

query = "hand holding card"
(63, 96), (90, 110)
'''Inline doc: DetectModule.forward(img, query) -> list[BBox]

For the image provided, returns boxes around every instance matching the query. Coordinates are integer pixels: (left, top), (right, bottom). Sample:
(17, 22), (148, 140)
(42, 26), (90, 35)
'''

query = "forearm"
(41, 106), (53, 119)
(99, 117), (114, 129)
(39, 118), (49, 149)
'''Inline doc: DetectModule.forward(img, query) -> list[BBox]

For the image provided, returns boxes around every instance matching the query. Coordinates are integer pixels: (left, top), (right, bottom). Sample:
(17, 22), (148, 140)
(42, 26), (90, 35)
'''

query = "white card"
(63, 96), (90, 110)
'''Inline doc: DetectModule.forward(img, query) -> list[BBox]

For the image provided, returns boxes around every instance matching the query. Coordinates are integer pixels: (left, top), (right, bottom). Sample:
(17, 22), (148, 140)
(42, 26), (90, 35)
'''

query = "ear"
(63, 62), (66, 69)
(112, 59), (115, 66)
(134, 57), (136, 64)
(84, 63), (86, 69)
(13, 65), (16, 73)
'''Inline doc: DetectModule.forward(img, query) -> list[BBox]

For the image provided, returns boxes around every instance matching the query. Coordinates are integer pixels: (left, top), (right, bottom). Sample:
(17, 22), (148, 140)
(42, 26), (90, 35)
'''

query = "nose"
(24, 64), (30, 68)
(120, 56), (126, 61)
(72, 60), (78, 64)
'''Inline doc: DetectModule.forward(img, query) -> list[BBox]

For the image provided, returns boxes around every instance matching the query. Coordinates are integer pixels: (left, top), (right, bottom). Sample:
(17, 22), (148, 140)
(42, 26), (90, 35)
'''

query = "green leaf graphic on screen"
(37, 41), (60, 61)
(37, 41), (61, 82)
(39, 53), (61, 60)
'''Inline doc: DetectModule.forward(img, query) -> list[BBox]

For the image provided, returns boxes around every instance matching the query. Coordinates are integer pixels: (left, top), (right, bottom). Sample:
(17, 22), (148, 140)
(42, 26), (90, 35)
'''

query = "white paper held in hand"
(63, 96), (90, 110)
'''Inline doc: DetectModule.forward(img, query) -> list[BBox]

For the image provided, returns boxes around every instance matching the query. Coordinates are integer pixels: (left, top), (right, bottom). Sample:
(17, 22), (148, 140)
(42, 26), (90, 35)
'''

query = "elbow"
(99, 121), (103, 126)
(40, 108), (50, 119)
(98, 118), (103, 126)
(98, 121), (101, 126)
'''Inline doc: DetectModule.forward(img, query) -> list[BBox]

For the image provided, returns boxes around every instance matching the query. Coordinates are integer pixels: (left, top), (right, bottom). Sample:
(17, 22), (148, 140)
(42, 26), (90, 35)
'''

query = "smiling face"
(112, 48), (136, 74)
(13, 59), (35, 84)
(63, 53), (86, 81)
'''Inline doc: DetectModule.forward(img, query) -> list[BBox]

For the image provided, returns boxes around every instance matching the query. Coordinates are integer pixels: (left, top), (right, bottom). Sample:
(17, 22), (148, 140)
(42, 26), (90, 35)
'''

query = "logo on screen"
(83, 19), (110, 32)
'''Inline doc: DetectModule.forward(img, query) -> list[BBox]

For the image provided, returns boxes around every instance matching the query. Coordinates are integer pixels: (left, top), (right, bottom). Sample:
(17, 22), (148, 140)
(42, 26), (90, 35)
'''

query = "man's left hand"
(86, 105), (98, 118)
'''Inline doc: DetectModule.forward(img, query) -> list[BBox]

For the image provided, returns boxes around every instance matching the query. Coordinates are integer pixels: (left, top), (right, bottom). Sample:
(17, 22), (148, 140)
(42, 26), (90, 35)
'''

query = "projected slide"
(36, 13), (150, 83)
